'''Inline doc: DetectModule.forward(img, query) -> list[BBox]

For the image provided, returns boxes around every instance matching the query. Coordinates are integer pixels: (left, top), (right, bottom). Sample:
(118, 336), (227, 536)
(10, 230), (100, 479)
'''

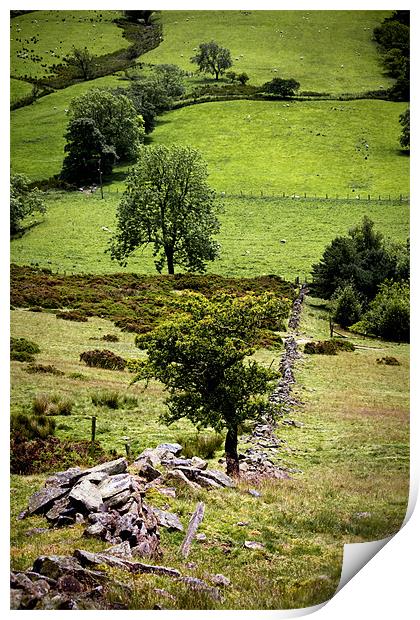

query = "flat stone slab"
(28, 486), (69, 516)
(156, 443), (183, 456)
(69, 478), (103, 513)
(85, 457), (128, 477)
(98, 473), (132, 500)
(152, 507), (183, 531)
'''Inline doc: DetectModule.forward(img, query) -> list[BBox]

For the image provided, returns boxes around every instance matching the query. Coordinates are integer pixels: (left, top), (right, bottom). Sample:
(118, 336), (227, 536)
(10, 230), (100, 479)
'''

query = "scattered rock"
(244, 541), (265, 550)
(152, 507), (183, 531)
(248, 489), (261, 497)
(210, 573), (231, 587)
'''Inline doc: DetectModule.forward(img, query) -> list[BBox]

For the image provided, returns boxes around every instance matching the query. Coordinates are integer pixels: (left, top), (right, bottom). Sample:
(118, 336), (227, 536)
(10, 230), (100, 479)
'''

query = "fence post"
(91, 416), (97, 452)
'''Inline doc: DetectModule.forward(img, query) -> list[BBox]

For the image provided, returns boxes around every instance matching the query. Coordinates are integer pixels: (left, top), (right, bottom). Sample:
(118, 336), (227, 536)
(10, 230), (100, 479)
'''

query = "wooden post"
(91, 416), (97, 452)
(180, 502), (205, 559)
(125, 441), (132, 461)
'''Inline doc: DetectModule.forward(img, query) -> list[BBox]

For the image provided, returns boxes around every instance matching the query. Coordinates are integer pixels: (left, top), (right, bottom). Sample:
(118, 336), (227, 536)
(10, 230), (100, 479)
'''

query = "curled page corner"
(335, 535), (393, 593)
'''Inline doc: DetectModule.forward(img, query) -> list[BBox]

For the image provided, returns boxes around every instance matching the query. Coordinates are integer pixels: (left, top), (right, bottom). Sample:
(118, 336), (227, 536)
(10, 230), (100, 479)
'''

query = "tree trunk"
(225, 425), (239, 477)
(165, 246), (175, 275)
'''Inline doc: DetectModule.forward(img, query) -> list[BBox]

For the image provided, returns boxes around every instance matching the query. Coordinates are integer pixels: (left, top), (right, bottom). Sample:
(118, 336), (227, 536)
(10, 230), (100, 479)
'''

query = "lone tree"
(399, 108), (410, 149)
(61, 118), (117, 184)
(109, 145), (221, 274)
(124, 10), (155, 25)
(63, 46), (96, 81)
(10, 173), (46, 235)
(191, 40), (233, 81)
(68, 89), (144, 161)
(129, 292), (290, 476)
(261, 77), (300, 97)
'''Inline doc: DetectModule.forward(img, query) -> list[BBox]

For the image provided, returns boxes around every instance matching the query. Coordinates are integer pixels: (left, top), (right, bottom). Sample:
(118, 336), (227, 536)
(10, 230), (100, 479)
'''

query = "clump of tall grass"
(175, 432), (224, 459)
(32, 393), (74, 416)
(11, 411), (56, 441)
(91, 390), (138, 410)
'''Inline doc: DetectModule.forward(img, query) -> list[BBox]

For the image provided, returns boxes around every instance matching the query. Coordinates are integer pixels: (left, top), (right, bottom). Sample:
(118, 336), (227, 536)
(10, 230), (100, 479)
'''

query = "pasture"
(10, 10), (128, 81)
(142, 10), (393, 94)
(10, 298), (409, 609)
(11, 192), (409, 280)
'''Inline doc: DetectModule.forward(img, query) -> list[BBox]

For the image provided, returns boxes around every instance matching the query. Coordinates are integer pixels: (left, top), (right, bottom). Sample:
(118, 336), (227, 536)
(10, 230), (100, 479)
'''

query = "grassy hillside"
(11, 97), (409, 197)
(10, 74), (127, 180)
(10, 192), (409, 279)
(151, 99), (409, 196)
(10, 10), (127, 81)
(142, 10), (393, 94)
(10, 297), (409, 609)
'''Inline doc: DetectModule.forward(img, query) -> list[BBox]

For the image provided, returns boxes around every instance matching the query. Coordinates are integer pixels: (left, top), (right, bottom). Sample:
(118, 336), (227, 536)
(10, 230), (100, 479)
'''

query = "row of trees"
(312, 217), (409, 341)
(373, 10), (409, 101)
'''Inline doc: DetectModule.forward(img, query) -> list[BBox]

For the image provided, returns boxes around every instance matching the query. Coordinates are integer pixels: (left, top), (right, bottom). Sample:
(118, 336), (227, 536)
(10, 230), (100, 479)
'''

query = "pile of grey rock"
(21, 457), (161, 558)
(135, 442), (236, 491)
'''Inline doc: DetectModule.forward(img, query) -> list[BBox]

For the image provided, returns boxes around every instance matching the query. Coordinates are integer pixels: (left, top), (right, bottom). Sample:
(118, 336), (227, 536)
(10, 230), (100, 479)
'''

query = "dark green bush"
(102, 334), (119, 342)
(56, 310), (88, 322)
(80, 349), (127, 370)
(376, 356), (401, 366)
(11, 350), (35, 363)
(304, 340), (338, 355)
(11, 337), (40, 355)
(10, 436), (114, 475)
(332, 339), (356, 352)
(25, 364), (65, 376)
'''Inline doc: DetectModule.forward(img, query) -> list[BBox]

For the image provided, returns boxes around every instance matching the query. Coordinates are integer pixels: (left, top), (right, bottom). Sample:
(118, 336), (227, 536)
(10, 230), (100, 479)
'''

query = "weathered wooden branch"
(180, 501), (205, 558)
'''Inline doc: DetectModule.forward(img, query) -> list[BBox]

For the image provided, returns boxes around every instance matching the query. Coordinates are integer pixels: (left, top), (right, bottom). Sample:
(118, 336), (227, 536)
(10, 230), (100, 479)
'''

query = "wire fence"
(103, 187), (409, 203)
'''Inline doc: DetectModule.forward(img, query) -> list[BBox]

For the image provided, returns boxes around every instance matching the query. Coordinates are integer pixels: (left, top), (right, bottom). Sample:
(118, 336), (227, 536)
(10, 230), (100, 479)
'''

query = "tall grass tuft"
(91, 390), (138, 410)
(175, 432), (224, 459)
(11, 411), (56, 441)
(32, 393), (74, 416)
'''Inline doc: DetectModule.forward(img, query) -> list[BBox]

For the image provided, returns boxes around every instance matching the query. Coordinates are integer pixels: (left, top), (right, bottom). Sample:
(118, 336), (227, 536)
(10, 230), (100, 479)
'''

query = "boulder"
(69, 478), (103, 513)
(164, 469), (201, 491)
(86, 457), (127, 477)
(176, 467), (235, 488)
(177, 576), (222, 602)
(28, 486), (69, 516)
(244, 541), (265, 550)
(98, 473), (132, 500)
(191, 456), (208, 470)
(156, 443), (183, 456)
(210, 573), (230, 587)
(152, 507), (183, 531)
(136, 461), (162, 481)
(45, 467), (84, 488)
(104, 541), (133, 558)
(196, 475), (222, 489)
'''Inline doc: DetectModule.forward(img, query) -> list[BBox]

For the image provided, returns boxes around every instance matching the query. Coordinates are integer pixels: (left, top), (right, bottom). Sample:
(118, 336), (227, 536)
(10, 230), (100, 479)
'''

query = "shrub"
(32, 393), (74, 416)
(376, 356), (401, 366)
(304, 340), (338, 355)
(11, 337), (40, 355)
(331, 284), (362, 328)
(355, 281), (410, 342)
(25, 364), (64, 376)
(101, 334), (119, 342)
(80, 349), (127, 370)
(175, 432), (224, 459)
(68, 372), (88, 380)
(332, 339), (356, 352)
(11, 350), (35, 363)
(56, 310), (88, 322)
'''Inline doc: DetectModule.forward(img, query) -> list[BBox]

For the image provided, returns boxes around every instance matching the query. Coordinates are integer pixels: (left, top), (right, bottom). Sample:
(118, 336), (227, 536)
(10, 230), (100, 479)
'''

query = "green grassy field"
(10, 74), (127, 180)
(10, 297), (409, 609)
(11, 192), (409, 280)
(11, 97), (409, 195)
(151, 99), (409, 196)
(10, 10), (127, 81)
(142, 10), (393, 94)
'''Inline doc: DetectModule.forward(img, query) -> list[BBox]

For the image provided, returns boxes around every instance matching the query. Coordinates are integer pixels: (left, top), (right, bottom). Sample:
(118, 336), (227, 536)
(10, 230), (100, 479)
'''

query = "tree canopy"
(311, 217), (407, 302)
(68, 89), (144, 161)
(62, 46), (96, 81)
(10, 173), (46, 235)
(399, 108), (410, 149)
(61, 118), (117, 184)
(191, 41), (233, 80)
(261, 77), (300, 97)
(109, 145), (221, 274)
(129, 291), (290, 475)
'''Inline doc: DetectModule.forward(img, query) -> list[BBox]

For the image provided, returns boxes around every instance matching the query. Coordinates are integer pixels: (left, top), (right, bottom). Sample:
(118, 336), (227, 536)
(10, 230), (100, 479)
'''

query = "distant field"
(10, 78), (33, 104)
(10, 10), (127, 81)
(10, 74), (127, 180)
(151, 99), (409, 196)
(142, 10), (393, 94)
(11, 96), (409, 196)
(11, 192), (409, 280)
